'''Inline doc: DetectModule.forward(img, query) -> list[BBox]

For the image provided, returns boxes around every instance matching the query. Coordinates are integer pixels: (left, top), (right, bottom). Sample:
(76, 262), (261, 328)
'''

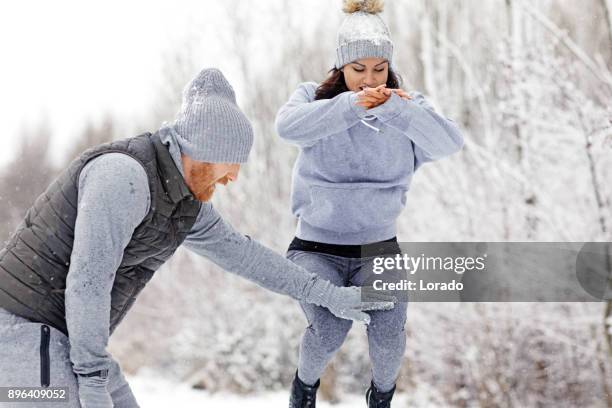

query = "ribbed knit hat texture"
(172, 68), (254, 163)
(335, 0), (394, 69)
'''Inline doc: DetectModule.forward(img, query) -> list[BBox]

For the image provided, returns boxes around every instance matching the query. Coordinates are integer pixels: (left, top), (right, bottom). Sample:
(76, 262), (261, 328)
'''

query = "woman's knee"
(304, 308), (353, 353)
(366, 302), (408, 343)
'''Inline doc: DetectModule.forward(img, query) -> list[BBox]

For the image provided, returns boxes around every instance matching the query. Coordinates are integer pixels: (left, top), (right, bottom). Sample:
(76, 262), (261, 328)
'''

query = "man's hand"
(303, 277), (397, 325)
(77, 374), (113, 408)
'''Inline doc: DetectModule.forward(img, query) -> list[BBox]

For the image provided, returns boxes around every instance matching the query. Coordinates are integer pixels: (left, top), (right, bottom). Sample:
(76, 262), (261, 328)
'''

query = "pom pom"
(342, 0), (384, 14)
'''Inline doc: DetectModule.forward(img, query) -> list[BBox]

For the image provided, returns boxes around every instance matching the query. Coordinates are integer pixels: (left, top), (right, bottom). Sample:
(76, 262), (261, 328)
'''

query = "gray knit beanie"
(172, 68), (254, 163)
(335, 0), (394, 69)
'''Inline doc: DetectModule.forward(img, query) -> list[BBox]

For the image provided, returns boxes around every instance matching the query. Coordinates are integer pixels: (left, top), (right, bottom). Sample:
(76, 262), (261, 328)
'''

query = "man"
(0, 68), (395, 408)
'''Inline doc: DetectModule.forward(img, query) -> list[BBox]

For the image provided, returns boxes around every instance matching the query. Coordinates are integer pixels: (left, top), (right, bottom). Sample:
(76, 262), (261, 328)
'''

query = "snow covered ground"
(127, 375), (424, 407)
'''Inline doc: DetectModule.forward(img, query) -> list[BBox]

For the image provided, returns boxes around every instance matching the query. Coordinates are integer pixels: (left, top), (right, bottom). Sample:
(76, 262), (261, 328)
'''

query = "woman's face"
(341, 57), (389, 92)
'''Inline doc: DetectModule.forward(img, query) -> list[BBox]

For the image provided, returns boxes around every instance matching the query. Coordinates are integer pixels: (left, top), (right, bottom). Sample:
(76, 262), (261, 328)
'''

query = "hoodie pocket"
(303, 185), (407, 234)
(40, 324), (50, 387)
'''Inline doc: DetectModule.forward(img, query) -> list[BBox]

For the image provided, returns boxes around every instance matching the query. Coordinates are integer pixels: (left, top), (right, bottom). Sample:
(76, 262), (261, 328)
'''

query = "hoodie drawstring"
(360, 115), (380, 132)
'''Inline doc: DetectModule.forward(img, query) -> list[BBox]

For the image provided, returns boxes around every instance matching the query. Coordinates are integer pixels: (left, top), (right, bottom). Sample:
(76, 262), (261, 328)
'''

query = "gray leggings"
(0, 308), (139, 408)
(287, 250), (408, 393)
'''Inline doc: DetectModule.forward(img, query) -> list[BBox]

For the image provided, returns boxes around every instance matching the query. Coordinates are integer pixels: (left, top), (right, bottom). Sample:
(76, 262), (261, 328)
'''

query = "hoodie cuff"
(348, 92), (370, 120)
(368, 92), (415, 123)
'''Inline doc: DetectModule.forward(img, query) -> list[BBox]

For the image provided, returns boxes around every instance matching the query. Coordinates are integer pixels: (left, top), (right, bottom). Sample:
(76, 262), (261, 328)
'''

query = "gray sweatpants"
(0, 308), (139, 408)
(287, 250), (408, 393)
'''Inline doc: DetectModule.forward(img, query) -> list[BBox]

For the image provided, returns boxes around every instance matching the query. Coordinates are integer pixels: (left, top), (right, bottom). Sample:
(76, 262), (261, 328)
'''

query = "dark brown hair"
(314, 66), (402, 100)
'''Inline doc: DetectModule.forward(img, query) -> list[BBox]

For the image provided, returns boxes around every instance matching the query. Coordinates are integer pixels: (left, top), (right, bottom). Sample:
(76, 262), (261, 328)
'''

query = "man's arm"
(275, 82), (369, 148)
(182, 203), (318, 300)
(64, 153), (149, 405)
(182, 204), (396, 323)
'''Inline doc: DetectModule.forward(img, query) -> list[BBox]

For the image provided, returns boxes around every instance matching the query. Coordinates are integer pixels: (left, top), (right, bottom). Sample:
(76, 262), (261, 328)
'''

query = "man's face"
(181, 154), (240, 202)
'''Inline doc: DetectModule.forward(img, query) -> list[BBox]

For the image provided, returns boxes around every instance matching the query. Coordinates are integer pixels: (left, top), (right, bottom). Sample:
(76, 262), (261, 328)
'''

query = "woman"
(276, 1), (464, 407)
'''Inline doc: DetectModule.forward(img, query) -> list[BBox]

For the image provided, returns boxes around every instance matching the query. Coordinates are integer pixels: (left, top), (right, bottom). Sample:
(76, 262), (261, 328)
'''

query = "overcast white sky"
(0, 0), (241, 166)
(0, 0), (341, 168)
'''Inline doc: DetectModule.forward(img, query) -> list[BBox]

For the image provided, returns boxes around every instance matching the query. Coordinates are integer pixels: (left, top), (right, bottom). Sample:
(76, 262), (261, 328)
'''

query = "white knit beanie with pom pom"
(335, 0), (394, 69)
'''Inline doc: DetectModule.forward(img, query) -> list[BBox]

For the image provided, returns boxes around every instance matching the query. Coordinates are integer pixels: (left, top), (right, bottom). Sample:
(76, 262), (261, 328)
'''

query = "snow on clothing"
(335, 1), (394, 69)
(288, 250), (408, 393)
(0, 128), (388, 407)
(277, 82), (464, 394)
(275, 82), (464, 245)
(172, 67), (254, 164)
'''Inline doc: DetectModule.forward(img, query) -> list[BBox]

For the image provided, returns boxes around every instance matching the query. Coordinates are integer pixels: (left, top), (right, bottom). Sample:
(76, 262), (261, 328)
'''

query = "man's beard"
(195, 184), (215, 202)
(187, 164), (217, 202)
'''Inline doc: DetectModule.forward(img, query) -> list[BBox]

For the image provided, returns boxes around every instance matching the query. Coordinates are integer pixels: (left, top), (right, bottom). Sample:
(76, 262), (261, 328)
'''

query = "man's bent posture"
(0, 68), (394, 408)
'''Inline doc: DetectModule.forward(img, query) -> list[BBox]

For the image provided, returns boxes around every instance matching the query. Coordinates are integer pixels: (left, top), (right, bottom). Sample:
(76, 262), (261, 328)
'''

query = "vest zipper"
(40, 325), (51, 387)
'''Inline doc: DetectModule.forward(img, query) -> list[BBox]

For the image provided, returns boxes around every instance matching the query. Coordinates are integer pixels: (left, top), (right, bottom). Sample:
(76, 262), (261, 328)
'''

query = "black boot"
(289, 371), (320, 408)
(365, 381), (396, 408)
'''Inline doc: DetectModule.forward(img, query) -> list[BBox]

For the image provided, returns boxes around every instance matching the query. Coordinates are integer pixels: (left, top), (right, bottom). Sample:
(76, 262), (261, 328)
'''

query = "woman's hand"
(356, 85), (412, 109)
(356, 84), (389, 109)
(388, 88), (412, 100)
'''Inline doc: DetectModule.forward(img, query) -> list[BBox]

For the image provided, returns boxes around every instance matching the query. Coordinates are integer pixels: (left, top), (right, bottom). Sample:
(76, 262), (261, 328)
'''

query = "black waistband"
(288, 236), (401, 259)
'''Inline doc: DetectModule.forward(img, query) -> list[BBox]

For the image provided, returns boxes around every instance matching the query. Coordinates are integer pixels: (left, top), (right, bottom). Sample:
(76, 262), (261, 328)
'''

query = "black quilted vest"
(0, 131), (201, 335)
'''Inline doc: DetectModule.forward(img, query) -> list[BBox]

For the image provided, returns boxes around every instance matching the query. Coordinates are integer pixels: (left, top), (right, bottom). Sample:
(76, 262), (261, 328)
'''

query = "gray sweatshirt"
(275, 83), (464, 245)
(65, 132), (319, 376)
